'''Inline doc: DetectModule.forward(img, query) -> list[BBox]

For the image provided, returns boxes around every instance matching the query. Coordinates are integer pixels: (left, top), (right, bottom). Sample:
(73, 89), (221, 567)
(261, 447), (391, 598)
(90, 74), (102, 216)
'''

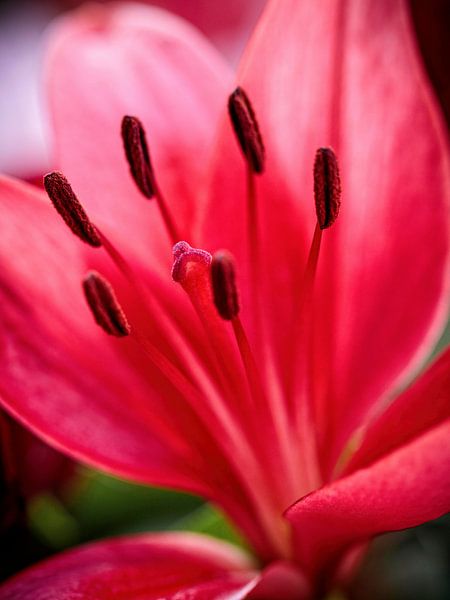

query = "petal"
(286, 420), (450, 575)
(343, 346), (450, 474)
(0, 175), (210, 496)
(0, 176), (289, 560)
(152, 0), (265, 65)
(201, 0), (450, 473)
(316, 0), (450, 470)
(0, 6), (50, 179)
(246, 561), (311, 600)
(45, 2), (233, 258)
(0, 532), (255, 599)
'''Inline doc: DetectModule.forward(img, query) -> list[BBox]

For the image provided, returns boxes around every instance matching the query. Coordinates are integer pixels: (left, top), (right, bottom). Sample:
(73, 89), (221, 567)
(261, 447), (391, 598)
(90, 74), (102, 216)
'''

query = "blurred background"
(0, 1), (449, 598)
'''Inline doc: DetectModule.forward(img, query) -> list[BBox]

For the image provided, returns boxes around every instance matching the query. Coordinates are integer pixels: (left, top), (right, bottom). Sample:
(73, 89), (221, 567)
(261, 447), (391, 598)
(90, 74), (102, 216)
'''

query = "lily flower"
(0, 0), (449, 597)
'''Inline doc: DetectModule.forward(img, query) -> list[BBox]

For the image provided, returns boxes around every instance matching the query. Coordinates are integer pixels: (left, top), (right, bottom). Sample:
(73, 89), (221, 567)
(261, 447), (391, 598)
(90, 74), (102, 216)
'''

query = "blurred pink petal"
(0, 2), (52, 178)
(0, 0), (264, 179)
(45, 1), (233, 256)
(0, 533), (257, 599)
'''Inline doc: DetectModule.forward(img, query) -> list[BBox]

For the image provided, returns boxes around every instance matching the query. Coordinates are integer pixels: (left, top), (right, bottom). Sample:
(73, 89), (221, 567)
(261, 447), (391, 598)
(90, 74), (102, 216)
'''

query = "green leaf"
(172, 503), (247, 550)
(28, 493), (80, 549)
(66, 467), (202, 539)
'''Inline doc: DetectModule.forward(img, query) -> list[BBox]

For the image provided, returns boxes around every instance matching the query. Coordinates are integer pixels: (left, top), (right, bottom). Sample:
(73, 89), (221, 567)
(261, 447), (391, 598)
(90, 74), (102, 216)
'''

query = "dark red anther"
(44, 172), (101, 247)
(228, 87), (265, 174)
(211, 251), (240, 320)
(82, 271), (130, 337)
(121, 115), (155, 198)
(313, 147), (341, 229)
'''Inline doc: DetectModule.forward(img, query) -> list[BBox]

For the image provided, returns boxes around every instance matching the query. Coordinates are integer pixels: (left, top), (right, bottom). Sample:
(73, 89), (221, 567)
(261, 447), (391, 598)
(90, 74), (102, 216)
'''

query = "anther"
(228, 87), (265, 174)
(44, 172), (101, 247)
(121, 115), (155, 198)
(82, 271), (130, 337)
(313, 147), (341, 229)
(211, 251), (239, 320)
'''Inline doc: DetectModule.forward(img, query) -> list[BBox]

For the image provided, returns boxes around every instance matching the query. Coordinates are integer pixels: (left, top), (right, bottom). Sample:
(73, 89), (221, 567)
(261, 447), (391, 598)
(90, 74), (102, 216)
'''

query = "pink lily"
(0, 0), (449, 597)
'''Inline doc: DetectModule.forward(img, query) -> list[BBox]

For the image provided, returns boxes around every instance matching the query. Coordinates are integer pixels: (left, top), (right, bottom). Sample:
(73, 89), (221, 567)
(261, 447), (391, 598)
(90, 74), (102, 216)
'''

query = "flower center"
(43, 87), (341, 563)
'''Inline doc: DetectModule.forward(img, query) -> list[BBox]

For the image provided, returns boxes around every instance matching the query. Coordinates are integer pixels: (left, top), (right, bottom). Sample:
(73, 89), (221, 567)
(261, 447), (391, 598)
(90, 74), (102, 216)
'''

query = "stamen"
(228, 88), (266, 352)
(228, 87), (265, 174)
(210, 250), (262, 407)
(121, 115), (154, 198)
(82, 271), (130, 337)
(211, 251), (239, 320)
(44, 172), (101, 247)
(121, 115), (181, 244)
(313, 147), (341, 229)
(289, 149), (342, 489)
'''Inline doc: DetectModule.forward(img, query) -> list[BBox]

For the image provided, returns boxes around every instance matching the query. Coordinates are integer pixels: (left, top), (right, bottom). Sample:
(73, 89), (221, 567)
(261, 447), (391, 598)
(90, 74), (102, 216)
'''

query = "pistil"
(171, 242), (291, 556)
(171, 242), (246, 404)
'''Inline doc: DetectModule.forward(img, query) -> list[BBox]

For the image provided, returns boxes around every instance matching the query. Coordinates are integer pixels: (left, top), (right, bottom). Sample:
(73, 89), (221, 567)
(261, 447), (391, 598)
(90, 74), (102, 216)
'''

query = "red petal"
(201, 0), (450, 474)
(0, 532), (255, 599)
(246, 561), (311, 599)
(0, 176), (210, 496)
(344, 346), (450, 474)
(45, 2), (233, 258)
(286, 420), (450, 575)
(152, 0), (265, 65)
